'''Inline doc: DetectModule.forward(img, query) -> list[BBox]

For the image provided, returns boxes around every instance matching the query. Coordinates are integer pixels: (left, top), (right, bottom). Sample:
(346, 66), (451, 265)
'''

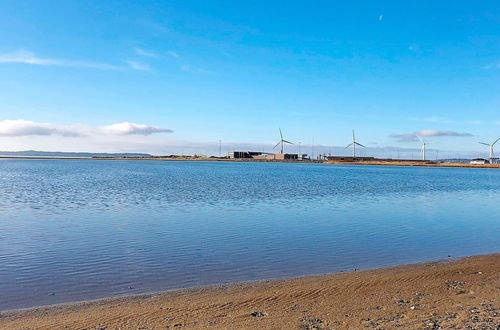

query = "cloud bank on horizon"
(0, 119), (172, 137)
(0, 119), (83, 137)
(0, 119), (492, 159)
(390, 130), (474, 142)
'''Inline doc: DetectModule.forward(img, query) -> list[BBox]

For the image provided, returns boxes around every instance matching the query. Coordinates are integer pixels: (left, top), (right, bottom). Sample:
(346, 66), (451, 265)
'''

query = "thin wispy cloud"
(390, 130), (473, 142)
(126, 61), (151, 71)
(181, 64), (212, 74)
(409, 116), (455, 124)
(137, 19), (169, 35)
(0, 50), (149, 71)
(134, 47), (158, 58)
(465, 120), (483, 125)
(408, 44), (422, 54)
(0, 50), (55, 65)
(483, 62), (500, 69)
(410, 116), (491, 126)
(0, 50), (122, 70)
(378, 14), (384, 21)
(167, 51), (180, 58)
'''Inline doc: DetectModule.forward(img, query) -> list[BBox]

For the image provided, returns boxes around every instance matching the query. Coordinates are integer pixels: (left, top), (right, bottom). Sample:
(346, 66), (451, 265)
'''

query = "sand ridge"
(1, 254), (499, 329)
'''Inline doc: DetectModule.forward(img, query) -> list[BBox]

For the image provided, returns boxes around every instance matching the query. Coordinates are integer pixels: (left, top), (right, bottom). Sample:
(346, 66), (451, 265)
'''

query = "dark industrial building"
(227, 151), (266, 159)
(228, 151), (308, 160)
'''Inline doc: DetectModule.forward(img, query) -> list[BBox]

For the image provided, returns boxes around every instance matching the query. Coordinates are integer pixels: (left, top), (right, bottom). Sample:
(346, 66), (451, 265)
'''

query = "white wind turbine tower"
(479, 137), (500, 163)
(274, 128), (293, 154)
(416, 135), (432, 160)
(345, 130), (366, 158)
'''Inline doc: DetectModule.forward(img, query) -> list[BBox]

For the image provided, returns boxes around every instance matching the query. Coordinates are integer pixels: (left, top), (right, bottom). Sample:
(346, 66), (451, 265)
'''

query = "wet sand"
(1, 254), (498, 329)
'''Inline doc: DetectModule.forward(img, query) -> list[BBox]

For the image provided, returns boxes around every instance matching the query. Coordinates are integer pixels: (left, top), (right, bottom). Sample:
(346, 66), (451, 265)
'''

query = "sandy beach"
(1, 254), (498, 329)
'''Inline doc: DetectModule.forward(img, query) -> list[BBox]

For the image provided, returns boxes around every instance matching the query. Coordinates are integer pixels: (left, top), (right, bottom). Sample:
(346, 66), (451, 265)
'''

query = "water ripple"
(0, 160), (499, 310)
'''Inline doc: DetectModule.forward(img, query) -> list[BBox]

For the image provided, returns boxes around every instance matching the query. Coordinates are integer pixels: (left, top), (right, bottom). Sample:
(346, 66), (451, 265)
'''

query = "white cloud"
(378, 14), (383, 21)
(390, 130), (473, 142)
(102, 122), (173, 135)
(0, 120), (176, 155)
(0, 119), (83, 137)
(0, 119), (172, 139)
(134, 47), (158, 58)
(126, 61), (151, 71)
(0, 50), (149, 71)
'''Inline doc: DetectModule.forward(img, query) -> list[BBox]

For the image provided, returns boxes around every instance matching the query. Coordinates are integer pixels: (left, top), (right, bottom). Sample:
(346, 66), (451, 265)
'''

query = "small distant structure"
(228, 129), (308, 161)
(273, 128), (294, 154)
(261, 153), (308, 160)
(344, 130), (366, 157)
(227, 151), (308, 160)
(416, 135), (434, 161)
(470, 158), (489, 165)
(228, 151), (266, 159)
(478, 138), (499, 164)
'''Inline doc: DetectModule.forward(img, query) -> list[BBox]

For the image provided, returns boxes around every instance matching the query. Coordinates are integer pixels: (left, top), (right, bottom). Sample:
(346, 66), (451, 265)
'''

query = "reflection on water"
(0, 159), (499, 310)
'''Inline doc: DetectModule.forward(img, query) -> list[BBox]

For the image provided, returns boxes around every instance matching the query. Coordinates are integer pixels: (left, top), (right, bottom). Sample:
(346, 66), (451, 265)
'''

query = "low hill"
(0, 150), (152, 158)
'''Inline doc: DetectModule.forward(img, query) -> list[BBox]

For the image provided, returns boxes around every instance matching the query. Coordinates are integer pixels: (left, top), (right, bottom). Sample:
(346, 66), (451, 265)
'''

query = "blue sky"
(0, 0), (499, 157)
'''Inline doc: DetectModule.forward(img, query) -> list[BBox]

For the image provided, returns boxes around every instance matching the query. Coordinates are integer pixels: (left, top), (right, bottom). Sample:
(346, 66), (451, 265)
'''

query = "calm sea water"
(0, 159), (499, 310)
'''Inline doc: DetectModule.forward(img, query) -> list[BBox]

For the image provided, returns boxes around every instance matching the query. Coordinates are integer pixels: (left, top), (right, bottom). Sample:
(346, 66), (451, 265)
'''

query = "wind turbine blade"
(283, 140), (294, 144)
(344, 143), (353, 149)
(478, 142), (490, 146)
(416, 135), (424, 143)
(352, 130), (355, 141)
(273, 141), (281, 149)
(355, 142), (366, 148)
(279, 128), (283, 140)
(492, 137), (500, 146)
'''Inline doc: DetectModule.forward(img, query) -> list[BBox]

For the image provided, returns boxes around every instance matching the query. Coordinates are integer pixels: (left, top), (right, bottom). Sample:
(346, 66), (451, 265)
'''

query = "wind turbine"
(479, 137), (500, 163)
(273, 128), (293, 154)
(416, 135), (432, 160)
(345, 130), (366, 158)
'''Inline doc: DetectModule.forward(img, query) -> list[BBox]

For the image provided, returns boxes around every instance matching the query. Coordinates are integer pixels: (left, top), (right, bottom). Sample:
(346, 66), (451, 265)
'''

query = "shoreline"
(324, 160), (500, 169)
(1, 253), (498, 329)
(0, 255), (467, 314)
(2, 155), (500, 169)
